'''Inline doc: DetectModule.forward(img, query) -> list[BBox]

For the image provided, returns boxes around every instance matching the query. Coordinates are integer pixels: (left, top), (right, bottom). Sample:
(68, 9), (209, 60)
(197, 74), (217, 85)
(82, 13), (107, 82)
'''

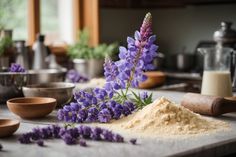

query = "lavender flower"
(36, 140), (44, 147)
(91, 127), (103, 140)
(130, 138), (137, 145)
(18, 124), (127, 147)
(98, 108), (112, 123)
(140, 13), (152, 41)
(79, 139), (87, 147)
(86, 107), (99, 122)
(104, 12), (158, 91)
(61, 133), (77, 145)
(79, 125), (91, 138)
(9, 63), (25, 72)
(57, 89), (135, 123)
(113, 134), (124, 143)
(66, 69), (88, 83)
(50, 125), (61, 138)
(140, 91), (148, 100)
(18, 133), (32, 144)
(102, 130), (114, 142)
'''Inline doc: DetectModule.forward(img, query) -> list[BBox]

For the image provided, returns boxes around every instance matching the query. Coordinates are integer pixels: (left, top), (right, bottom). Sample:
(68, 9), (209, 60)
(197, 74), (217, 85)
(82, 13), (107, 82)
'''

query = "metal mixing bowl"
(73, 59), (104, 78)
(22, 82), (75, 107)
(27, 68), (67, 84)
(0, 72), (28, 103)
(0, 68), (67, 103)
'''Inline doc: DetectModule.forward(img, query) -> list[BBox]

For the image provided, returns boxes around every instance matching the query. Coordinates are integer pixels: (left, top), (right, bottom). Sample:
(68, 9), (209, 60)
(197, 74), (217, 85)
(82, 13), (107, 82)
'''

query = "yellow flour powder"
(100, 97), (229, 137)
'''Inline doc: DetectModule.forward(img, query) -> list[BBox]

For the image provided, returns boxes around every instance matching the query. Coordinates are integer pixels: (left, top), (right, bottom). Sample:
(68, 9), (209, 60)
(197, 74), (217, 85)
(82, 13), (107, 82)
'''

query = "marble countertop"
(1, 91), (236, 157)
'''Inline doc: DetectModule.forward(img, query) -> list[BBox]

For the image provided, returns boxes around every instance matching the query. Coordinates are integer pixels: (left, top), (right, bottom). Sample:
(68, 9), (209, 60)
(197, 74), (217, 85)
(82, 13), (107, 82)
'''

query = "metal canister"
(213, 22), (236, 46)
(213, 21), (236, 84)
(14, 40), (30, 69)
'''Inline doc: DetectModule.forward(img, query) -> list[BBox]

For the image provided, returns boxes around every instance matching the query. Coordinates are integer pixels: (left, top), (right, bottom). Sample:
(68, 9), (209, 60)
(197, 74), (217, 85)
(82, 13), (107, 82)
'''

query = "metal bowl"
(0, 72), (28, 103)
(73, 59), (104, 78)
(27, 68), (67, 84)
(22, 82), (75, 107)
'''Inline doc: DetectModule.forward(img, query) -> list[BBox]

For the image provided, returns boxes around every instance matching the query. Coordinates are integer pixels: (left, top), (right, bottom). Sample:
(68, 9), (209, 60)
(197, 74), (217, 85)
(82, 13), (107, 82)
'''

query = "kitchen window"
(40, 0), (74, 45)
(0, 0), (100, 54)
(0, 0), (28, 40)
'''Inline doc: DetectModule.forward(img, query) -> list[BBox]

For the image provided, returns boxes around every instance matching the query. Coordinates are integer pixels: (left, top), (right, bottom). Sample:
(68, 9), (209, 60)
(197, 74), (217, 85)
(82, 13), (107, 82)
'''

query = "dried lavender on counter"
(18, 124), (125, 146)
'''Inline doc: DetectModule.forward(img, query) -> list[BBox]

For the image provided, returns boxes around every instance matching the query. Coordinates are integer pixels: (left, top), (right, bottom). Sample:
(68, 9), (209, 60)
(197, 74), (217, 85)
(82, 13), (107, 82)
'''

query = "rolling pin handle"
(213, 98), (236, 116)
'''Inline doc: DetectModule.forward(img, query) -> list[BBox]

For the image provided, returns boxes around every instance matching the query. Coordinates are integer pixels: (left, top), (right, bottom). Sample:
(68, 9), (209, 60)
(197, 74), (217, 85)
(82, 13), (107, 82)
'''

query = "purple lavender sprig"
(9, 63), (25, 72)
(18, 124), (125, 146)
(57, 88), (136, 123)
(66, 69), (88, 83)
(104, 12), (157, 107)
(104, 12), (157, 91)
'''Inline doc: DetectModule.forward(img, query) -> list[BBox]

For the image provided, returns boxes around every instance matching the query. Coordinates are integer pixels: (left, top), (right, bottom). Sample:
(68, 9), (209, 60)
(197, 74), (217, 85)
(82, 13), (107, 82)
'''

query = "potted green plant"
(68, 29), (118, 78)
(0, 1), (16, 69)
(0, 29), (13, 69)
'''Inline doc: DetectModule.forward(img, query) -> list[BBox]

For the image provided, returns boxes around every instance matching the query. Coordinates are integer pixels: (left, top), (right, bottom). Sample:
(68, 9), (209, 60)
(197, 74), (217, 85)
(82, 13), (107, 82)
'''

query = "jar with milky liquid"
(198, 47), (234, 97)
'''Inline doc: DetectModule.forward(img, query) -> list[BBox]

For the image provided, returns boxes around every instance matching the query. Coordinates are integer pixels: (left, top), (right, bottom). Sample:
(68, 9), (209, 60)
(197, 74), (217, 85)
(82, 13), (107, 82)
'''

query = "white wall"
(100, 4), (236, 55)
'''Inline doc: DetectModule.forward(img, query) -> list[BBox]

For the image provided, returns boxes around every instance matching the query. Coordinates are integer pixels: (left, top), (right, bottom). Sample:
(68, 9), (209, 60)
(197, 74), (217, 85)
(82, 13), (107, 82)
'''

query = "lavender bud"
(79, 139), (87, 147)
(36, 140), (44, 147)
(130, 138), (137, 145)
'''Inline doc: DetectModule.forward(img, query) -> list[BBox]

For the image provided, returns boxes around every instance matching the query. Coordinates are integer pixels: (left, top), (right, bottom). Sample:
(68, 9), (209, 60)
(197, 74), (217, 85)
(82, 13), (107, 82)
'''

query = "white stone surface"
(1, 91), (236, 157)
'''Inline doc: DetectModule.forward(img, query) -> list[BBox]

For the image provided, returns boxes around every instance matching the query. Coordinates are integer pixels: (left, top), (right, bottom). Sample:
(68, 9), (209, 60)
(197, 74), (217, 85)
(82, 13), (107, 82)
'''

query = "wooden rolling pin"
(181, 93), (236, 116)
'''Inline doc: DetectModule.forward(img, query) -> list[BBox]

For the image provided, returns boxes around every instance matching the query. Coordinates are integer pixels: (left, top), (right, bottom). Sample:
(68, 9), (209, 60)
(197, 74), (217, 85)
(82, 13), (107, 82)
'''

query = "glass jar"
(198, 46), (234, 97)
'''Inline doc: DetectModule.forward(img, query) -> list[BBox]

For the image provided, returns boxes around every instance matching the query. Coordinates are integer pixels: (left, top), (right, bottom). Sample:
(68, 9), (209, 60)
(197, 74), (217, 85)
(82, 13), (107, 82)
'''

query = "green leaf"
(131, 91), (139, 99)
(131, 91), (146, 109)
(144, 93), (153, 105)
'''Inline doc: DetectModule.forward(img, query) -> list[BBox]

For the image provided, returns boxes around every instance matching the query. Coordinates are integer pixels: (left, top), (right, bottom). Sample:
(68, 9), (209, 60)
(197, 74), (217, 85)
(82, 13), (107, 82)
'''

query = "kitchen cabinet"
(100, 0), (236, 8)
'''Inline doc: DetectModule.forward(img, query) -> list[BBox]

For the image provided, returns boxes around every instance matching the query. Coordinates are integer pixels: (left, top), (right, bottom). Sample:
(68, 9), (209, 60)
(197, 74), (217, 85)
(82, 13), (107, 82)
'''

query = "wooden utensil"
(181, 93), (236, 116)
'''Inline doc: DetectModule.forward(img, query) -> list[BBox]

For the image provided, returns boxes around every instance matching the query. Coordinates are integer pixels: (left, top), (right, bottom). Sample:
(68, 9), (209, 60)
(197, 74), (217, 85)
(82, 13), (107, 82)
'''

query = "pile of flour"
(103, 97), (229, 137)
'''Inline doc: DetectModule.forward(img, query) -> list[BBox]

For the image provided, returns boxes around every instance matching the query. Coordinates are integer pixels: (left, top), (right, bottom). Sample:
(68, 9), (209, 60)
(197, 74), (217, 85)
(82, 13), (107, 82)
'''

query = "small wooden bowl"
(0, 119), (20, 137)
(7, 97), (57, 119)
(139, 71), (166, 89)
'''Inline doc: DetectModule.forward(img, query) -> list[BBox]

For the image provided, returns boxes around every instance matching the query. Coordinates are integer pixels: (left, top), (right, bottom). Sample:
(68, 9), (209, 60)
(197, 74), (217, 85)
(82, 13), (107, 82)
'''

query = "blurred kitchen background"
(1, 0), (236, 92)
